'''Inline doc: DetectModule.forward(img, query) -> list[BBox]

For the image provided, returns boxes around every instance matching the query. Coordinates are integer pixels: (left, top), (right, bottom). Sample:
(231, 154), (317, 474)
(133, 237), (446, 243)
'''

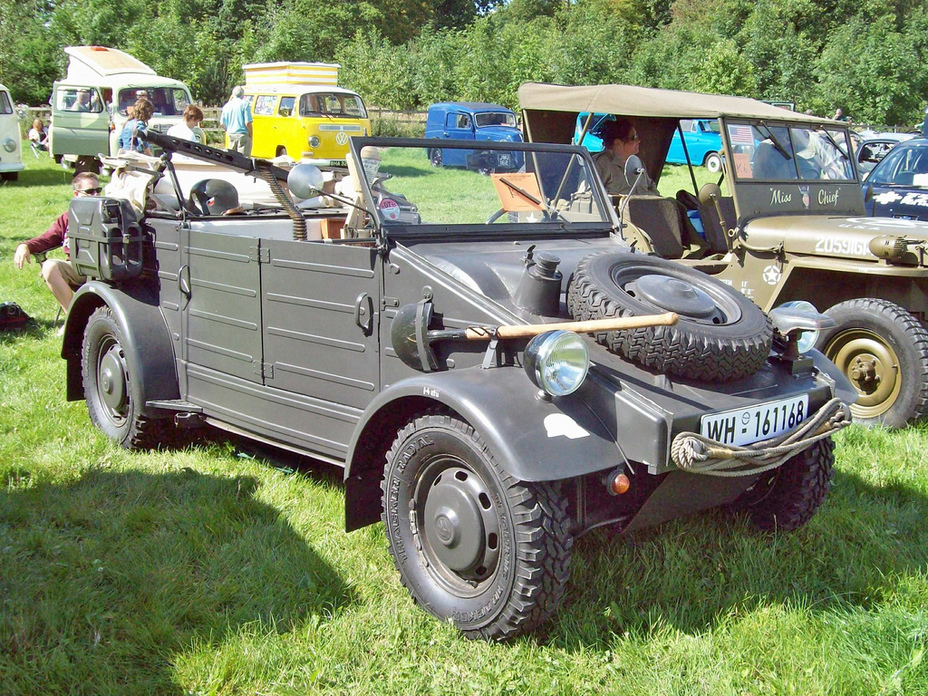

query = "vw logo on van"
(335, 132), (349, 146)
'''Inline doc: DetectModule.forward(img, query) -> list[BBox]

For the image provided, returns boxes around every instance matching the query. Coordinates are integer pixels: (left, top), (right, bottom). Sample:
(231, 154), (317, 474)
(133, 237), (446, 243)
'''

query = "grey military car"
(60, 133), (851, 639)
(520, 82), (928, 429)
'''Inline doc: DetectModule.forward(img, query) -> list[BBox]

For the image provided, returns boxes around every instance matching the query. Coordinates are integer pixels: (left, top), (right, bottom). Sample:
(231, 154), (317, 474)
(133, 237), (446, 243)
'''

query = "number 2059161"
(699, 394), (809, 447)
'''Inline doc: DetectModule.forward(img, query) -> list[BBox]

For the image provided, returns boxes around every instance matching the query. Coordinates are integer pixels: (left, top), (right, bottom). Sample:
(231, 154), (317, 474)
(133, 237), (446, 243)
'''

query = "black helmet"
(189, 179), (239, 216)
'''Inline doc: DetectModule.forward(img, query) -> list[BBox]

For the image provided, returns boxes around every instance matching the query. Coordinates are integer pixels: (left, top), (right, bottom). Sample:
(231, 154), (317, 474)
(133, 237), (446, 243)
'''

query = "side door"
(50, 85), (110, 158)
(442, 111), (475, 166)
(248, 94), (279, 158)
(260, 239), (381, 442)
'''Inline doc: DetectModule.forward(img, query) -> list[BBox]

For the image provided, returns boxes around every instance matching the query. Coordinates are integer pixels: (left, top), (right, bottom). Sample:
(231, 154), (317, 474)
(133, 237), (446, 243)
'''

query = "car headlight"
(523, 330), (589, 396)
(2, 138), (16, 153)
(770, 300), (829, 353)
(308, 136), (321, 148)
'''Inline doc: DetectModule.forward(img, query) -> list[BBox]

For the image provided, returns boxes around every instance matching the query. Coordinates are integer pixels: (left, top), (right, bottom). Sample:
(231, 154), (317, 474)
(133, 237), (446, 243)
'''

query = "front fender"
(343, 365), (626, 531)
(62, 281), (179, 411)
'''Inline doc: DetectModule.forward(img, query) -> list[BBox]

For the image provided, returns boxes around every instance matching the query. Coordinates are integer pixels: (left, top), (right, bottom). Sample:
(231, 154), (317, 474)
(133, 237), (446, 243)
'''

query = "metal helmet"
(189, 179), (239, 216)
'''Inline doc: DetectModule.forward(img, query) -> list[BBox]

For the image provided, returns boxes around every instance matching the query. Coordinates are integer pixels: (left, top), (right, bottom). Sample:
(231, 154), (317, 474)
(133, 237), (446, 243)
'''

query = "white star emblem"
(762, 265), (781, 285)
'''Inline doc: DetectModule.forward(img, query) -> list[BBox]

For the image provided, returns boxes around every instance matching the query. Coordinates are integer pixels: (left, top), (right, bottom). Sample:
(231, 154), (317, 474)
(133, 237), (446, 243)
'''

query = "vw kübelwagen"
(61, 132), (852, 639)
(520, 82), (928, 428)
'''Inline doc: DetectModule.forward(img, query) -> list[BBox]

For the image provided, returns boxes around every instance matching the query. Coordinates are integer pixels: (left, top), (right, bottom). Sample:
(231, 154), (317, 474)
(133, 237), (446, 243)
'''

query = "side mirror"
(287, 164), (325, 200)
(624, 155), (644, 188)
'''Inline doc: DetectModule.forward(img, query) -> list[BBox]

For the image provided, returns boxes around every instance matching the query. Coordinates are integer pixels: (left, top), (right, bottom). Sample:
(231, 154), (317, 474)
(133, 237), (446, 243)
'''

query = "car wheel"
(567, 252), (772, 381)
(705, 152), (722, 173)
(82, 306), (163, 449)
(1, 172), (17, 182)
(816, 298), (928, 428)
(736, 438), (834, 532)
(429, 149), (443, 167)
(381, 414), (573, 640)
(74, 156), (100, 174)
(275, 145), (287, 158)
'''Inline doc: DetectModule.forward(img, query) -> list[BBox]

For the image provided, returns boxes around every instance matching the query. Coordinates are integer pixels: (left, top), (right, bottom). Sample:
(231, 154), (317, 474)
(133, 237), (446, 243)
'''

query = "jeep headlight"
(524, 330), (589, 396)
(2, 137), (15, 153)
(309, 136), (321, 148)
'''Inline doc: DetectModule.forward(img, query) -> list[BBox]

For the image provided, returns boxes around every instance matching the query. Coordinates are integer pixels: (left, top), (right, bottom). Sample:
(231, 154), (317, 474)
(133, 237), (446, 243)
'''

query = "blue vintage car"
(666, 118), (723, 172)
(424, 102), (523, 172)
(574, 114), (723, 172)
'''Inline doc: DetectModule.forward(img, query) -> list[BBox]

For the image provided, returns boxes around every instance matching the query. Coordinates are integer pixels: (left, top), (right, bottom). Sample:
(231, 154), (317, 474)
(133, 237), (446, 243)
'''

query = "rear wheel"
(381, 414), (573, 640)
(275, 145), (287, 158)
(817, 298), (928, 428)
(1, 172), (17, 182)
(429, 148), (443, 167)
(82, 306), (163, 449)
(705, 152), (722, 173)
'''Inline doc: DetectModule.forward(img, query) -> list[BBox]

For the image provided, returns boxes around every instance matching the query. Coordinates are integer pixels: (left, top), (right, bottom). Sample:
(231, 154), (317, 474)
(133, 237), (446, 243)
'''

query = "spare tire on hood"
(567, 252), (772, 381)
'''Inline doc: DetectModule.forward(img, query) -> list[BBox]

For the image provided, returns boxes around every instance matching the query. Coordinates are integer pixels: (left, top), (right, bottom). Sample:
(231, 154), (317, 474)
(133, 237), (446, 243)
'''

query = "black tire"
(567, 252), (772, 381)
(705, 152), (722, 173)
(275, 145), (287, 158)
(381, 414), (573, 640)
(429, 149), (443, 167)
(737, 438), (834, 532)
(82, 306), (163, 449)
(1, 172), (17, 182)
(816, 298), (928, 428)
(74, 156), (100, 174)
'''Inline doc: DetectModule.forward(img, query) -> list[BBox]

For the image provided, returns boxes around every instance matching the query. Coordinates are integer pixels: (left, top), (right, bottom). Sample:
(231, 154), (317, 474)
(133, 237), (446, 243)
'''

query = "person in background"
(832, 107), (848, 121)
(593, 119), (659, 196)
(13, 172), (100, 314)
(220, 86), (253, 156)
(167, 104), (205, 143)
(118, 99), (154, 156)
(28, 118), (48, 150)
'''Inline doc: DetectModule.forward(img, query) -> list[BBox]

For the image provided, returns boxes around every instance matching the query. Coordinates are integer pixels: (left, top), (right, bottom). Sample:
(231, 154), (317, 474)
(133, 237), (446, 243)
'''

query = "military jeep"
(520, 82), (928, 429)
(60, 133), (851, 640)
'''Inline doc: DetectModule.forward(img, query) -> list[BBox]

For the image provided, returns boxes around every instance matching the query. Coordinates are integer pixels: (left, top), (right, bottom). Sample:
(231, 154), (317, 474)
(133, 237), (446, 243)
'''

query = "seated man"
(13, 173), (100, 314)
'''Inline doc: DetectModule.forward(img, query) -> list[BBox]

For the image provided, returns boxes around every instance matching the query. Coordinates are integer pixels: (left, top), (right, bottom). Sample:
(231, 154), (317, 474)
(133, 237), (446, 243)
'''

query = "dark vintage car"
(60, 133), (852, 640)
(520, 82), (928, 429)
(855, 132), (914, 176)
(862, 138), (928, 219)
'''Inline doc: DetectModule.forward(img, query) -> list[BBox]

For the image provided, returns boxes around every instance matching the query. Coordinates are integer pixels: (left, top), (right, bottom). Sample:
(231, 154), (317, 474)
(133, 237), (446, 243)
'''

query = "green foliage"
(2, 1), (928, 135)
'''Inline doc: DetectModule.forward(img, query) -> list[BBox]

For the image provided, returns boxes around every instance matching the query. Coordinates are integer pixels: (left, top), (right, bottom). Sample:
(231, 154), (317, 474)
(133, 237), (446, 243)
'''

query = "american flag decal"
(729, 125), (755, 145)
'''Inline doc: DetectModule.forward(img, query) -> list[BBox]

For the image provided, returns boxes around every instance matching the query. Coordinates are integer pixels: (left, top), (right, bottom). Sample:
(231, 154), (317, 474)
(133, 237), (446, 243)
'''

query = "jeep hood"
(743, 214), (928, 262)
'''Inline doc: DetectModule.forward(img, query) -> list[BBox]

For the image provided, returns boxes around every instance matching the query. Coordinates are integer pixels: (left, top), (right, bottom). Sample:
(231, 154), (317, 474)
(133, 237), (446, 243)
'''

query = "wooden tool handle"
(462, 312), (678, 340)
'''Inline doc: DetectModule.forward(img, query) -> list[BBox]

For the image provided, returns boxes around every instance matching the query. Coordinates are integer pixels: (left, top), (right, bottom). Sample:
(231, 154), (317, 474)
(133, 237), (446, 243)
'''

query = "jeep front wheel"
(817, 298), (928, 428)
(381, 414), (572, 640)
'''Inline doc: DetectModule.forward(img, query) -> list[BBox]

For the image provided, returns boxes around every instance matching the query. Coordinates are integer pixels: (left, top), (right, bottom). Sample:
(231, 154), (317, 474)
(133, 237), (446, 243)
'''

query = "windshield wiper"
(815, 127), (850, 161)
(757, 124), (792, 161)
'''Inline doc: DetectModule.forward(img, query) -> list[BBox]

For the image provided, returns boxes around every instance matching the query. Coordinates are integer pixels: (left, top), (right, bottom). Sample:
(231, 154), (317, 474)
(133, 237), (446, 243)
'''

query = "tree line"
(2, 0), (926, 128)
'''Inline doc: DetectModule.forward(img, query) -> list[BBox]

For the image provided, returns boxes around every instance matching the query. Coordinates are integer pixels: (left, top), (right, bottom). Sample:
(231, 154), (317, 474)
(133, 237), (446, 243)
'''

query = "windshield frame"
(348, 137), (619, 241)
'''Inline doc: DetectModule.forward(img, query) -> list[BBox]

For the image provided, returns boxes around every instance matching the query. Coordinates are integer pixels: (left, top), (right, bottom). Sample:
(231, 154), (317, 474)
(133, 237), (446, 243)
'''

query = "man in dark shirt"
(13, 172), (100, 313)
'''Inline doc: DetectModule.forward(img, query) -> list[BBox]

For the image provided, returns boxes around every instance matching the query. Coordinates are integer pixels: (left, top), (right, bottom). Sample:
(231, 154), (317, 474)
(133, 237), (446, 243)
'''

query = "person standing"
(167, 104), (205, 143)
(220, 86), (253, 156)
(13, 172), (100, 314)
(117, 99), (154, 156)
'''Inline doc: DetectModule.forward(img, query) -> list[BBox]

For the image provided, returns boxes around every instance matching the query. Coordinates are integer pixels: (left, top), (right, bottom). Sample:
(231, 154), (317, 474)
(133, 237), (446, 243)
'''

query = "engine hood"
(743, 214), (928, 263)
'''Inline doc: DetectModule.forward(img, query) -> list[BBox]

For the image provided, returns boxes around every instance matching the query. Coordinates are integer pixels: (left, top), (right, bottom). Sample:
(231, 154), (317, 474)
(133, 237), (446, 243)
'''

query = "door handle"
(354, 292), (374, 335)
(178, 264), (191, 298)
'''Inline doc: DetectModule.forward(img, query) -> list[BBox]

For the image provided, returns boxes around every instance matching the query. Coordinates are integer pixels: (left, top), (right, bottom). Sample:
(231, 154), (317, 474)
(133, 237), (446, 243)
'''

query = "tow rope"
(670, 398), (851, 477)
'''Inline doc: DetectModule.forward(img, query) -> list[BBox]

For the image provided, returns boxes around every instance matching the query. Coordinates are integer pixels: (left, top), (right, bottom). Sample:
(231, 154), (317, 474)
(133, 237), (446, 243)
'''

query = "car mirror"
(624, 155), (644, 184)
(288, 164), (325, 200)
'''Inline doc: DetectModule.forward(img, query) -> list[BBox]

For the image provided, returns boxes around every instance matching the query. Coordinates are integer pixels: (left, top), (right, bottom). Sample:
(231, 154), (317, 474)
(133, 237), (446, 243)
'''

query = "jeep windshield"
(725, 120), (855, 182)
(350, 138), (616, 232)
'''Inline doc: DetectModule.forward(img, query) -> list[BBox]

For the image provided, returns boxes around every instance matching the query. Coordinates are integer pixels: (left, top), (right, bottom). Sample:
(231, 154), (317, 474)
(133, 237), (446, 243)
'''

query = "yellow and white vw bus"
(243, 62), (371, 166)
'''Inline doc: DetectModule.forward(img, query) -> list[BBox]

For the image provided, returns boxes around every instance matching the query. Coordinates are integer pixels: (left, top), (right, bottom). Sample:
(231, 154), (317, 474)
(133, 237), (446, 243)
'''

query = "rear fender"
(62, 281), (180, 411)
(344, 366), (626, 531)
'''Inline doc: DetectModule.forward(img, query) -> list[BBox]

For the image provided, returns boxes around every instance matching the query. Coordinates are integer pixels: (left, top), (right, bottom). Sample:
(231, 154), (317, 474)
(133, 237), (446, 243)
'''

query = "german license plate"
(700, 394), (809, 446)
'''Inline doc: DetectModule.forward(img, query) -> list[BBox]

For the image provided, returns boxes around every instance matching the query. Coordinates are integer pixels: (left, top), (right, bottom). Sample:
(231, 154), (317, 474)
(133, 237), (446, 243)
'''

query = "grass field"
(1, 151), (927, 695)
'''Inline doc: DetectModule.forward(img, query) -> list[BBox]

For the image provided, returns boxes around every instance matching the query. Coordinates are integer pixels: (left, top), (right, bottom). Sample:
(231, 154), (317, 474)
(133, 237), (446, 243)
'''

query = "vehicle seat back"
(699, 196), (736, 253)
(625, 195), (684, 259)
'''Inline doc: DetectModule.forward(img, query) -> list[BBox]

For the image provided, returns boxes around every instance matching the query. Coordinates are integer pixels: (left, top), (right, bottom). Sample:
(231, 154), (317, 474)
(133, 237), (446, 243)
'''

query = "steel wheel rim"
(96, 335), (129, 426)
(412, 455), (502, 597)
(826, 328), (901, 418)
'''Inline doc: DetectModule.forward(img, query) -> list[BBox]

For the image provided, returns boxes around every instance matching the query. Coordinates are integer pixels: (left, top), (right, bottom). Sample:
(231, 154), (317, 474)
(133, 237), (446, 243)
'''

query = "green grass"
(2, 150), (928, 695)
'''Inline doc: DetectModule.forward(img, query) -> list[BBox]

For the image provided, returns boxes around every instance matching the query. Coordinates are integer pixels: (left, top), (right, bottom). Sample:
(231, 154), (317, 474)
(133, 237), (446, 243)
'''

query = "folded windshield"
(353, 141), (613, 229)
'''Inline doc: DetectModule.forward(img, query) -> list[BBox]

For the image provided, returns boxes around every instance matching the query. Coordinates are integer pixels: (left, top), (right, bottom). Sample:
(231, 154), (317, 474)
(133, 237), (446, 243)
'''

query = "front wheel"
(429, 149), (443, 167)
(1, 172), (17, 182)
(381, 414), (573, 640)
(705, 152), (722, 173)
(737, 438), (835, 532)
(82, 306), (163, 449)
(816, 298), (928, 428)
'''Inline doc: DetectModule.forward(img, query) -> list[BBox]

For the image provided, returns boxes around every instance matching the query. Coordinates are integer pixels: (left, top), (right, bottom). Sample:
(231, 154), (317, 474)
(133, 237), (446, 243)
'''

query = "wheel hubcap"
(98, 340), (129, 423)
(416, 462), (500, 590)
(826, 329), (900, 418)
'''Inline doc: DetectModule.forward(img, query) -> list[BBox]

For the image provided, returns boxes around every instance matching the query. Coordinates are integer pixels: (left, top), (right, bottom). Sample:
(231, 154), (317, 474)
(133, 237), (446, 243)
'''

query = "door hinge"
(250, 245), (270, 263)
(256, 362), (274, 379)
(382, 296), (400, 309)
